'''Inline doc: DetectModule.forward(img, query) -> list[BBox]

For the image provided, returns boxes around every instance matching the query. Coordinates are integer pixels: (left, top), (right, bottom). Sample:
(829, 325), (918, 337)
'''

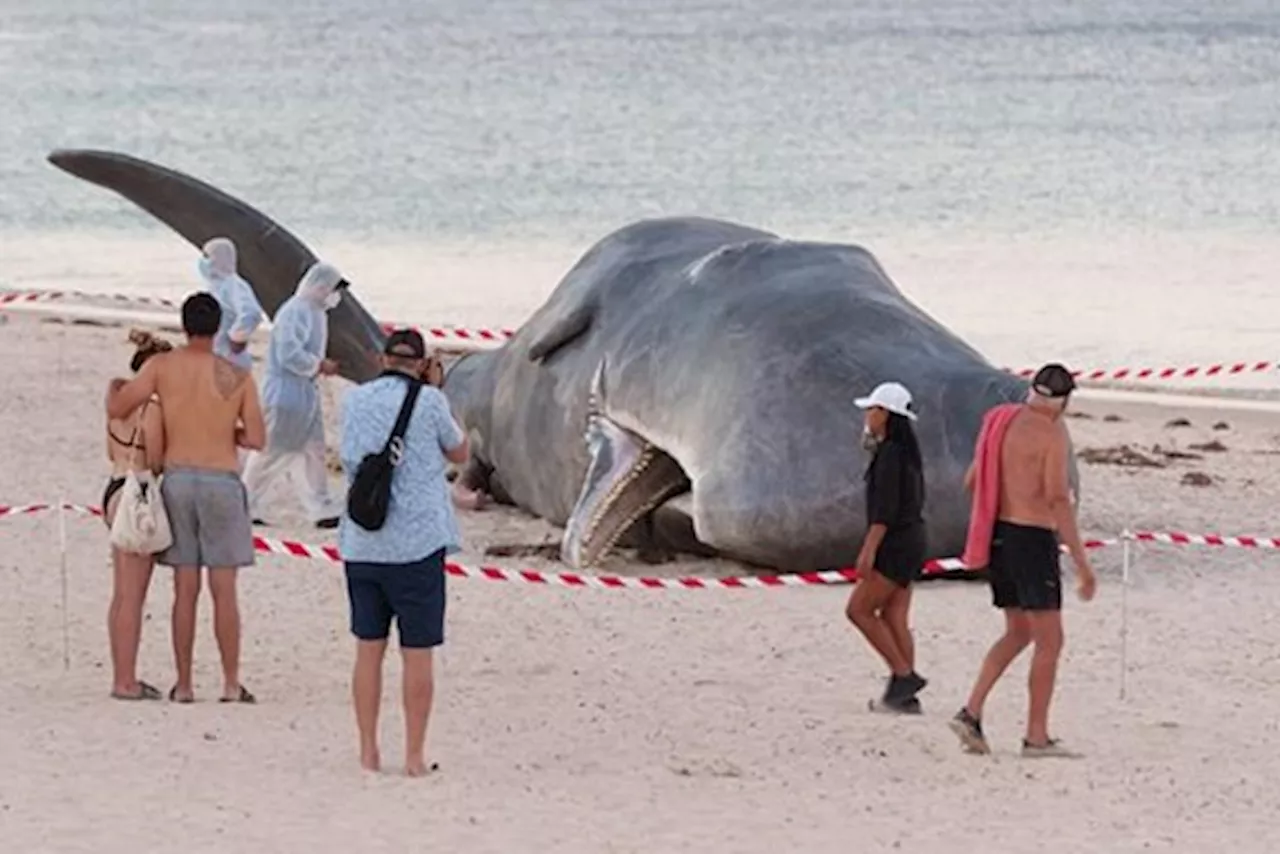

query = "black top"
(864, 440), (925, 531)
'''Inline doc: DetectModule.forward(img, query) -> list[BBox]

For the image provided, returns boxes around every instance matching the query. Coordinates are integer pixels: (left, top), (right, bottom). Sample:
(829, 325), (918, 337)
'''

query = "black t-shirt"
(864, 440), (925, 531)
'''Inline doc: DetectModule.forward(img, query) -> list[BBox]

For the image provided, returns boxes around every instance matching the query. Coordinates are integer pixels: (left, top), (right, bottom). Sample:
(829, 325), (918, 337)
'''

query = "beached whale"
(47, 148), (1076, 572)
(440, 217), (1077, 571)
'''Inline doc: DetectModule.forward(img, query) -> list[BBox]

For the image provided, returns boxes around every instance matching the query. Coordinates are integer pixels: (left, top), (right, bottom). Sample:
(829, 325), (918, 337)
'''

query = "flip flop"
(168, 685), (195, 704)
(219, 684), (256, 704)
(111, 681), (162, 701)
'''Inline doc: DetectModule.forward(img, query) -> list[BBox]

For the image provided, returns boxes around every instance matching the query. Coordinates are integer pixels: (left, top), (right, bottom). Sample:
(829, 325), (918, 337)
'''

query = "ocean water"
(2, 0), (1279, 390)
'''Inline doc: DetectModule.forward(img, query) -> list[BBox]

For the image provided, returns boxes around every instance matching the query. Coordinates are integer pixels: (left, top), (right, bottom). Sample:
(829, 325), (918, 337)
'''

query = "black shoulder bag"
(347, 374), (423, 531)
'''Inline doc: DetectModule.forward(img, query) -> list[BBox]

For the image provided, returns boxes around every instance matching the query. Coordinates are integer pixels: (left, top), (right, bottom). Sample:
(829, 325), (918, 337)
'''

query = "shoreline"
(5, 225), (1280, 398)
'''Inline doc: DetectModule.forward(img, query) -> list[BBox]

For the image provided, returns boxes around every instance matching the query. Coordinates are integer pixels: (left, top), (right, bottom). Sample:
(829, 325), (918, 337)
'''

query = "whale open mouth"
(561, 413), (689, 569)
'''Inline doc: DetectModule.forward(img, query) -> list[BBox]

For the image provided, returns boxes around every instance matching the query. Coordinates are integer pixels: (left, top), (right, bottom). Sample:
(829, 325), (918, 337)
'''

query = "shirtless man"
(106, 293), (266, 704)
(949, 363), (1097, 758)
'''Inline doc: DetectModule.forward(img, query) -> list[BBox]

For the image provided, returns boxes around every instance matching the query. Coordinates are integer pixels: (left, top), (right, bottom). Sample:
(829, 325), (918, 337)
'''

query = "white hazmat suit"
(196, 237), (264, 371)
(241, 262), (345, 527)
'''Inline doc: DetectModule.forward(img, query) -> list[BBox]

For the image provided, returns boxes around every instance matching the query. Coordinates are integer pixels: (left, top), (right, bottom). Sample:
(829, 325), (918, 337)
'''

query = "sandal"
(111, 681), (162, 701)
(949, 708), (991, 755)
(168, 685), (195, 704)
(219, 684), (256, 704)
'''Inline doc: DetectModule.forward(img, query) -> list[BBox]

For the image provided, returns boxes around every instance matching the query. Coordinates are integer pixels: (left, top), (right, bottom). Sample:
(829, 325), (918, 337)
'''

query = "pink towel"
(960, 402), (1022, 569)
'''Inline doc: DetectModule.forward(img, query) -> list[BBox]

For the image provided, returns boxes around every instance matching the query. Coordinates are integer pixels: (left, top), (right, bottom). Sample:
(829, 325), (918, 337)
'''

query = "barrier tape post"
(58, 495), (70, 672)
(1119, 528), (1132, 701)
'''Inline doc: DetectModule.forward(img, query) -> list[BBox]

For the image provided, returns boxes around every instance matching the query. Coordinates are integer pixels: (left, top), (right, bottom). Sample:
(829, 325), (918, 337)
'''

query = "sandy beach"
(3, 310), (1280, 853)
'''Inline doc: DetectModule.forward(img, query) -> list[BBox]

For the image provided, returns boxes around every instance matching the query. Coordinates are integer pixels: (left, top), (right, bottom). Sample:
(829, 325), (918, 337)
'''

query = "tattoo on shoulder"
(213, 358), (249, 399)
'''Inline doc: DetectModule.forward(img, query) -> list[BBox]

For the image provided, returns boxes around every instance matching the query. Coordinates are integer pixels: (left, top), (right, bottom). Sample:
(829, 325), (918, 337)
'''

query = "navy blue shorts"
(344, 549), (447, 649)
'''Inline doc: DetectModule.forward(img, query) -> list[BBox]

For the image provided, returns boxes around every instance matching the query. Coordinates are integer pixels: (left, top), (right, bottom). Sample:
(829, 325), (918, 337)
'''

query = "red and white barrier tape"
(0, 502), (1128, 590)
(1008, 362), (1277, 382)
(3, 287), (1277, 382)
(14, 504), (1280, 585)
(1130, 530), (1280, 550)
(377, 322), (516, 346)
(0, 288), (177, 310)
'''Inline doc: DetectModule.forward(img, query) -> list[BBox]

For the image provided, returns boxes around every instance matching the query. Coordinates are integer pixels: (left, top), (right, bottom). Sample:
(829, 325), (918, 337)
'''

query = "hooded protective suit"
(196, 237), (263, 370)
(260, 262), (343, 451)
(241, 262), (344, 526)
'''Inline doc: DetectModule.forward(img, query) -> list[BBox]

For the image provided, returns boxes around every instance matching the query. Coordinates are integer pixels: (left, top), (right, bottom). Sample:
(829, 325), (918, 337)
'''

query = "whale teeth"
(577, 445), (684, 567)
(582, 451), (653, 541)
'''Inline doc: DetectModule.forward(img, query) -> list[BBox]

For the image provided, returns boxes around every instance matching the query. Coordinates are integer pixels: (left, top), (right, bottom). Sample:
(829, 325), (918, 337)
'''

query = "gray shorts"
(157, 467), (256, 569)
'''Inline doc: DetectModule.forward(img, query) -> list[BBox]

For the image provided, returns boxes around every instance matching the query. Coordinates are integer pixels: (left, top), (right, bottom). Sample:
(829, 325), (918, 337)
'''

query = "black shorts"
(874, 522), (927, 589)
(988, 521), (1062, 611)
(345, 549), (447, 649)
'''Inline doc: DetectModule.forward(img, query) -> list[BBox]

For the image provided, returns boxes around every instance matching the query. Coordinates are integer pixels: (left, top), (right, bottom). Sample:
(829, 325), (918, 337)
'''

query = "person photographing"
(338, 329), (470, 776)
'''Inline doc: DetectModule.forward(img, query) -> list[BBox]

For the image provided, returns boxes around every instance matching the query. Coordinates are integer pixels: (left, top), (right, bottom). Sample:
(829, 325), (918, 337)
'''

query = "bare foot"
(405, 759), (439, 777)
(360, 748), (381, 772)
(219, 684), (256, 704)
(168, 684), (195, 704)
(111, 680), (162, 701)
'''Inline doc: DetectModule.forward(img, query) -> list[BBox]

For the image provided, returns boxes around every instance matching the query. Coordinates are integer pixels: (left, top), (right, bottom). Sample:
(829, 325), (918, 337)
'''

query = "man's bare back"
(996, 407), (1071, 530)
(107, 345), (266, 472)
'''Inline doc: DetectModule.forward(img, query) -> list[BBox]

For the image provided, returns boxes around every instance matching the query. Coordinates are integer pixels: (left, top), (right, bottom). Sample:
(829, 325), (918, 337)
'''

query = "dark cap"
(1031, 362), (1077, 398)
(383, 328), (426, 359)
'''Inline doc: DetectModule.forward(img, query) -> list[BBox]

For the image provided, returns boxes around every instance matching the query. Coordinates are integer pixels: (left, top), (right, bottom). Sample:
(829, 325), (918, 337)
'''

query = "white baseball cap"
(854, 381), (918, 421)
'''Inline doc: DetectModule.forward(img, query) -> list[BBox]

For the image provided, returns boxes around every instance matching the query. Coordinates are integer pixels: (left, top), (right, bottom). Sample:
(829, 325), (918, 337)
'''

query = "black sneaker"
(251, 518), (268, 527)
(948, 707), (991, 755)
(315, 517), (340, 530)
(883, 671), (928, 705)
(902, 671), (928, 697)
(870, 694), (923, 715)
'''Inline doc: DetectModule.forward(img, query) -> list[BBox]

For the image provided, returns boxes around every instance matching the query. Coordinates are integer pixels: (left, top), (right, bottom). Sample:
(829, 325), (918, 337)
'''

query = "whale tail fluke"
(47, 148), (387, 382)
(47, 148), (316, 319)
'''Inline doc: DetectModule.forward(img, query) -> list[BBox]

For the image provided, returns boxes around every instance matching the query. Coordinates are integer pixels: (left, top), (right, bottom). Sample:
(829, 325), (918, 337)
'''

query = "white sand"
(4, 312), (1280, 853)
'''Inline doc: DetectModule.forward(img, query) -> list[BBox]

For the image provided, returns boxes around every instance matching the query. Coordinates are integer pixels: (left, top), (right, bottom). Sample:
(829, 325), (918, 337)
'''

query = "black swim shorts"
(987, 520), (1062, 611)
(874, 522), (928, 589)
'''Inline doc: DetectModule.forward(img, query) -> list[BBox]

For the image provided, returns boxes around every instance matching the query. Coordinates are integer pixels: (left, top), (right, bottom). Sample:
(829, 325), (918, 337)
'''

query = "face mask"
(323, 291), (342, 311)
(197, 257), (216, 280)
(861, 428), (880, 452)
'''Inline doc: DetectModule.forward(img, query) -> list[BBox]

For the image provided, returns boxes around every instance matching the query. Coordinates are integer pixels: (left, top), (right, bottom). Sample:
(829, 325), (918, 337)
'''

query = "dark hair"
(885, 412), (924, 473)
(127, 329), (173, 372)
(181, 292), (221, 338)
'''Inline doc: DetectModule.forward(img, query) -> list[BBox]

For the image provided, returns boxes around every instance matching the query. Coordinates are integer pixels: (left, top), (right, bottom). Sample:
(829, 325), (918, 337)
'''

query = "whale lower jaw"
(561, 414), (689, 569)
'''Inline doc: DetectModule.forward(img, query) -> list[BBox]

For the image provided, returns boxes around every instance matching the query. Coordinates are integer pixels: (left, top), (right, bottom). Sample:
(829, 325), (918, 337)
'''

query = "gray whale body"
(444, 217), (1071, 571)
(47, 147), (1075, 572)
